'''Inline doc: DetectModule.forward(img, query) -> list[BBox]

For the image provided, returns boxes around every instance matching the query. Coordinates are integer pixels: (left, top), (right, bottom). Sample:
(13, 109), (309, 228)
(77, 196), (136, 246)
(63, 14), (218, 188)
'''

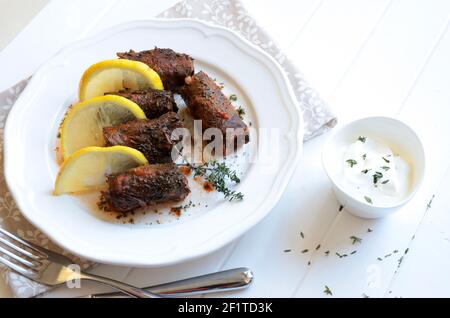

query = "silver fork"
(0, 228), (160, 298)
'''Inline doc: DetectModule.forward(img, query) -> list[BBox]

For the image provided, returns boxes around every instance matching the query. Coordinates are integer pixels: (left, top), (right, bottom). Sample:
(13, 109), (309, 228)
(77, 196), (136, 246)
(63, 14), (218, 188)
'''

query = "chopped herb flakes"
(302, 249), (309, 254)
(427, 195), (435, 209)
(325, 250), (330, 256)
(316, 244), (321, 250)
(364, 196), (373, 204)
(300, 232), (305, 239)
(368, 228), (373, 233)
(346, 159), (358, 167)
(372, 171), (383, 184)
(229, 94), (237, 102)
(382, 157), (390, 163)
(361, 169), (371, 174)
(339, 205), (344, 212)
(382, 179), (390, 184)
(358, 136), (366, 143)
(350, 236), (362, 245)
(324, 286), (333, 296)
(381, 166), (390, 171)
(236, 106), (245, 119)
(362, 153), (367, 160)
(283, 249), (292, 253)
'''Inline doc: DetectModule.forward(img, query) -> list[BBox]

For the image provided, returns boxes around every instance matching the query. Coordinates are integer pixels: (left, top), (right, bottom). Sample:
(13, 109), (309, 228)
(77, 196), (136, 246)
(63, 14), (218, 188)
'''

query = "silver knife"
(81, 267), (253, 298)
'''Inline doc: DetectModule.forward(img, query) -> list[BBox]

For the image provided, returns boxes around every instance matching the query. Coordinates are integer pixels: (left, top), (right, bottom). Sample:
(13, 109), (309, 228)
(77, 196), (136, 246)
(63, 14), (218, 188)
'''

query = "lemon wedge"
(54, 146), (148, 195)
(79, 59), (164, 101)
(60, 95), (146, 160)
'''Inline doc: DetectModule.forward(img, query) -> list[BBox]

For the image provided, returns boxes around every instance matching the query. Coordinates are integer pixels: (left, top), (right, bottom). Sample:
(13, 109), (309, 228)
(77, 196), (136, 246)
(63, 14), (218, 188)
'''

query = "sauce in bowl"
(341, 136), (411, 206)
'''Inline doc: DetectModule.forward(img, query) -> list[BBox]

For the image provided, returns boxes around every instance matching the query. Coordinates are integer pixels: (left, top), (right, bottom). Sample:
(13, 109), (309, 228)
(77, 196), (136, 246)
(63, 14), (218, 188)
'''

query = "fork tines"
(0, 228), (46, 278)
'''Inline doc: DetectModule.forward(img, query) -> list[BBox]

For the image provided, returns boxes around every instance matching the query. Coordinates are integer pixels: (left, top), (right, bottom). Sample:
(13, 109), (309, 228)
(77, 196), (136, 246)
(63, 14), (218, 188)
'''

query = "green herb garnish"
(236, 106), (245, 119)
(361, 169), (371, 174)
(372, 171), (383, 184)
(381, 166), (390, 171)
(229, 94), (237, 102)
(346, 159), (358, 167)
(350, 236), (362, 245)
(381, 179), (390, 184)
(192, 161), (244, 201)
(382, 157), (390, 163)
(362, 153), (367, 160)
(324, 285), (333, 296)
(358, 136), (366, 143)
(364, 196), (373, 204)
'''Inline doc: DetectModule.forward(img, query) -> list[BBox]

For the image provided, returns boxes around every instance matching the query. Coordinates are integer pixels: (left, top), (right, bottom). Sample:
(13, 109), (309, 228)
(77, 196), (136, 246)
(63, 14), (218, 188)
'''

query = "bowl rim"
(322, 116), (425, 210)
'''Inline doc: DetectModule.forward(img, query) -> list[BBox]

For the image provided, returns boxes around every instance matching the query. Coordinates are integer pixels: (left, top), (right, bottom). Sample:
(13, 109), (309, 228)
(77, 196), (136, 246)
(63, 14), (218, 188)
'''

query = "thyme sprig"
(191, 160), (244, 201)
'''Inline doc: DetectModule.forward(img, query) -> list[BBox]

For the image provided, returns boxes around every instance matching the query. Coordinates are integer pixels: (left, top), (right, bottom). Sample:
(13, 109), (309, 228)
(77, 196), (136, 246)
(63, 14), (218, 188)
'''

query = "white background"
(0, 0), (449, 298)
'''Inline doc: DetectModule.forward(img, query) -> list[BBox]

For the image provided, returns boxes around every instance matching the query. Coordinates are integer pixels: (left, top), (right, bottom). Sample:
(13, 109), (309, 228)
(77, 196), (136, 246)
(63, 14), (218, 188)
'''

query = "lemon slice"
(60, 95), (146, 160)
(54, 146), (148, 195)
(79, 59), (164, 101)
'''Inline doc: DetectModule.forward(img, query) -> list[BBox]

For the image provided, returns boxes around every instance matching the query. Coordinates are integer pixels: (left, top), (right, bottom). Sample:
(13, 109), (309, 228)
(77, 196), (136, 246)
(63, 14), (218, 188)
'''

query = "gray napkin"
(0, 0), (336, 298)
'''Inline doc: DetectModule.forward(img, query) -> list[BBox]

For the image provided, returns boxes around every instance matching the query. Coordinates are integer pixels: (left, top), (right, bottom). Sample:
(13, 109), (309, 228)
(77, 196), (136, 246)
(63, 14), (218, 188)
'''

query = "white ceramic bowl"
(322, 117), (425, 218)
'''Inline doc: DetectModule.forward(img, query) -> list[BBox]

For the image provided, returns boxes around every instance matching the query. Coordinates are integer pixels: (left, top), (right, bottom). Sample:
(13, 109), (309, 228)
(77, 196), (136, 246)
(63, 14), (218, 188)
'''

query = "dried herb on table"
(358, 136), (366, 143)
(346, 159), (357, 167)
(350, 236), (362, 245)
(324, 285), (333, 296)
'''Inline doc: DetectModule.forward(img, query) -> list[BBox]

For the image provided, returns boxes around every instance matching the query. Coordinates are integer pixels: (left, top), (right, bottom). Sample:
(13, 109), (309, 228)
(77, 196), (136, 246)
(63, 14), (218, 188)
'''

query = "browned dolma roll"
(102, 164), (190, 213)
(117, 48), (194, 91)
(180, 71), (249, 151)
(103, 112), (183, 163)
(107, 89), (177, 119)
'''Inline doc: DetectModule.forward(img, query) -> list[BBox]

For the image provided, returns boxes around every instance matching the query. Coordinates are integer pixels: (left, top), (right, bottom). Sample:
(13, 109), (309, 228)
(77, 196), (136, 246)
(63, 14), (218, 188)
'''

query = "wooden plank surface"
(1, 0), (449, 297)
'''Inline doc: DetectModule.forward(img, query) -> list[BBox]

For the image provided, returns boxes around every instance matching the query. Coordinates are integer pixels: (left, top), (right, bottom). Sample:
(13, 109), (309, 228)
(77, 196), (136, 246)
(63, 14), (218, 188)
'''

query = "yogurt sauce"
(341, 136), (412, 206)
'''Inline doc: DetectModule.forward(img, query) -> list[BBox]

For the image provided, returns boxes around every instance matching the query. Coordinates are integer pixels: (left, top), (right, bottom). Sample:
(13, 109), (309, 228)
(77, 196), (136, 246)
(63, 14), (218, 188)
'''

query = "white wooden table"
(1, 0), (449, 298)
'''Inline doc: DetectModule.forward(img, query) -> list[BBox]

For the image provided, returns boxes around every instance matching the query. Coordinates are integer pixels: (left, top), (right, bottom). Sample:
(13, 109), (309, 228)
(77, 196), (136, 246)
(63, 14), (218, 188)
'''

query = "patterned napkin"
(0, 0), (336, 298)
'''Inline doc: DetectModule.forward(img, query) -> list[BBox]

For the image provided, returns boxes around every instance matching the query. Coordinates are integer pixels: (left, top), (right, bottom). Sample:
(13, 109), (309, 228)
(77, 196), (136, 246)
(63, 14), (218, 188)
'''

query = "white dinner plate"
(4, 19), (303, 267)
